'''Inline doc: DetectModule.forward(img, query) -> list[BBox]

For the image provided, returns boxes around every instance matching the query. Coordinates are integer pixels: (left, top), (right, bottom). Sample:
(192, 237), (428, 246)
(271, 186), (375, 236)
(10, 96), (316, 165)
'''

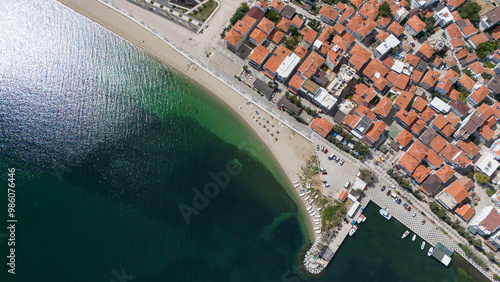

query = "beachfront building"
(313, 87), (338, 112)
(436, 181), (469, 210)
(469, 206), (500, 237)
(311, 117), (334, 137)
(248, 45), (271, 70)
(275, 53), (301, 82)
(263, 45), (292, 79)
(224, 29), (243, 53)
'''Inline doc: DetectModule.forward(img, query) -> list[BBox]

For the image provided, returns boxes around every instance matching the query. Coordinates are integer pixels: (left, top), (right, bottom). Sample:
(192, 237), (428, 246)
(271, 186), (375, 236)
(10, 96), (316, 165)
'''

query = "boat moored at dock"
(412, 234), (416, 241)
(401, 230), (409, 239)
(349, 225), (358, 236)
(421, 242), (426, 250)
(379, 209), (392, 220)
(428, 247), (434, 256)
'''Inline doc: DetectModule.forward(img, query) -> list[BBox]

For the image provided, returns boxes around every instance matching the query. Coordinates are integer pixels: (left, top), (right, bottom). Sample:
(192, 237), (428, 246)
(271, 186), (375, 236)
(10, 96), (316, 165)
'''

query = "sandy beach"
(56, 0), (317, 240)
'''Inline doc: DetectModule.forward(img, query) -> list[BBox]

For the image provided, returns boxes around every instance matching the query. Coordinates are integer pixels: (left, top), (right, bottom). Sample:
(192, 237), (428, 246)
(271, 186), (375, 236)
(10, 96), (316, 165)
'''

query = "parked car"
(316, 145), (320, 151)
(320, 168), (326, 172)
(381, 185), (386, 191)
(339, 159), (345, 165)
(322, 171), (328, 175)
(397, 199), (402, 205)
(324, 149), (328, 154)
(386, 190), (391, 196)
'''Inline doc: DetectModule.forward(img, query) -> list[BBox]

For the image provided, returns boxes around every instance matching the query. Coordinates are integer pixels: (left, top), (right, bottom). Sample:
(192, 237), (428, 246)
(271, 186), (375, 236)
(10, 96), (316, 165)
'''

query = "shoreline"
(55, 0), (316, 241)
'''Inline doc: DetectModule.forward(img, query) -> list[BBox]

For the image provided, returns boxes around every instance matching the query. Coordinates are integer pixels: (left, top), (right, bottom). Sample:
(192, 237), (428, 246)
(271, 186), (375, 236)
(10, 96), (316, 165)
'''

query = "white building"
(313, 87), (337, 111)
(374, 34), (401, 59)
(275, 53), (301, 82)
(476, 153), (500, 177)
(429, 97), (451, 114)
(411, 0), (437, 9)
(433, 7), (454, 27)
(394, 7), (409, 23)
(468, 206), (500, 237)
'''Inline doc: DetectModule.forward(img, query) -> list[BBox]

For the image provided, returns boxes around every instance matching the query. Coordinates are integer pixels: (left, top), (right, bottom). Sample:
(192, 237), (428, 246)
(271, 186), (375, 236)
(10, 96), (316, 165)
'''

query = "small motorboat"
(356, 214), (366, 224)
(428, 247), (434, 256)
(412, 234), (416, 241)
(402, 230), (409, 239)
(421, 242), (426, 250)
(293, 183), (300, 188)
(349, 225), (358, 236)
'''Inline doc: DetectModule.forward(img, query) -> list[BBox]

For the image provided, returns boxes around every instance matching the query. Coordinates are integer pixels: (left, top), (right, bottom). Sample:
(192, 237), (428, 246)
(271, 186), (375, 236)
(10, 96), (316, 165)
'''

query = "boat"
(421, 242), (426, 250)
(293, 180), (299, 184)
(379, 209), (392, 220)
(402, 230), (409, 239)
(306, 206), (312, 212)
(304, 196), (310, 201)
(293, 183), (300, 188)
(356, 214), (366, 224)
(315, 230), (321, 234)
(349, 225), (358, 236)
(412, 234), (416, 241)
(428, 247), (434, 256)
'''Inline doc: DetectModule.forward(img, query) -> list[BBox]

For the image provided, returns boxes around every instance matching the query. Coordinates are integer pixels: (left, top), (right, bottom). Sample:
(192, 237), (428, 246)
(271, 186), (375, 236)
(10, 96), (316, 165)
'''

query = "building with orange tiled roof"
(456, 140), (480, 156)
(310, 117), (334, 137)
(385, 70), (398, 85)
(477, 124), (495, 145)
(224, 28), (244, 53)
(338, 6), (355, 24)
(446, 0), (466, 11)
(319, 4), (339, 25)
(317, 25), (334, 42)
(435, 164), (454, 182)
(436, 181), (469, 210)
(426, 149), (445, 168)
(478, 103), (494, 119)
(461, 24), (478, 38)
(346, 14), (378, 41)
(469, 33), (489, 49)
(348, 43), (371, 71)
(341, 32), (355, 46)
(338, 190), (348, 201)
(249, 45), (271, 70)
(376, 30), (390, 43)
(432, 114), (448, 131)
(409, 70), (423, 84)
(394, 109), (418, 128)
(254, 0), (269, 12)
(412, 96), (427, 113)
(297, 51), (325, 79)
(263, 45), (292, 79)
(373, 96), (393, 118)
(373, 76), (390, 93)
(269, 30), (285, 44)
(233, 17), (256, 38)
(410, 117), (426, 136)
(387, 21), (405, 38)
(325, 45), (345, 70)
(249, 28), (267, 46)
(448, 89), (460, 100)
(405, 15), (426, 36)
(429, 134), (447, 153)
(363, 59), (389, 82)
(287, 73), (304, 94)
(491, 101), (500, 119)
(294, 45), (308, 59)
(359, 0), (381, 20)
(435, 69), (460, 95)
(492, 26), (500, 40)
(420, 70), (441, 91)
(408, 141), (428, 162)
(333, 23), (345, 35)
(377, 16), (391, 28)
(404, 53), (420, 67)
(445, 22), (464, 40)
(394, 74), (410, 91)
(412, 164), (431, 184)
(395, 129), (414, 148)
(351, 0), (364, 8)
(441, 123), (456, 137)
(257, 17), (275, 35)
(416, 42), (435, 62)
(393, 91), (414, 111)
(343, 113), (361, 129)
(457, 74), (476, 93)
(291, 15), (304, 29)
(456, 203), (475, 222)
(303, 28), (318, 45)
(440, 143), (461, 162)
(458, 176), (474, 190)
(450, 38), (465, 50)
(420, 106), (435, 123)
(364, 120), (386, 146)
(398, 152), (420, 173)
(269, 0), (285, 13)
(468, 61), (485, 78)
(276, 18), (292, 33)
(445, 112), (461, 127)
(468, 85), (491, 106)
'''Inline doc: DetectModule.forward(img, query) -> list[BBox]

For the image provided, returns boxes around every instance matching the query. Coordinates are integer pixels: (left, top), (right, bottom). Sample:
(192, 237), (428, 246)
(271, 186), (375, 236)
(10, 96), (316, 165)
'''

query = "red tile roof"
(408, 141), (428, 162)
(388, 21), (405, 37)
(363, 59), (390, 80)
(310, 117), (334, 137)
(435, 164), (455, 182)
(399, 152), (420, 173)
(373, 96), (393, 118)
(440, 143), (461, 162)
(421, 70), (441, 88)
(456, 203), (475, 222)
(426, 149), (444, 168)
(394, 91), (414, 109)
(319, 5), (339, 22)
(410, 117), (426, 135)
(395, 129), (414, 147)
(338, 190), (348, 201)
(445, 181), (469, 203)
(406, 15), (426, 33)
(417, 42), (435, 59)
(429, 134), (447, 153)
(364, 120), (386, 144)
(349, 43), (371, 71)
(224, 28), (243, 46)
(249, 44), (270, 66)
(395, 74), (410, 90)
(413, 164), (431, 183)
(412, 96), (427, 113)
(420, 106), (435, 122)
(446, 23), (463, 39)
(470, 85), (491, 104)
(456, 140), (480, 156)
(297, 51), (325, 79)
(276, 18), (292, 33)
(396, 109), (419, 127)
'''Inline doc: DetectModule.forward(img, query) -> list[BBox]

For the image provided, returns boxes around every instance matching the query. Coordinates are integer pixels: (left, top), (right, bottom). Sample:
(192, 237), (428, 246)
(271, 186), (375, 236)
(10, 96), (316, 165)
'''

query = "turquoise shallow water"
(0, 1), (488, 281)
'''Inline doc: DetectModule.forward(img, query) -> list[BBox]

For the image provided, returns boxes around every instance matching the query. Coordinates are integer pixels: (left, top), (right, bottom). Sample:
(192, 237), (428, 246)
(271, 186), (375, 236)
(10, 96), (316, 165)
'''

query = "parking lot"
(315, 146), (359, 199)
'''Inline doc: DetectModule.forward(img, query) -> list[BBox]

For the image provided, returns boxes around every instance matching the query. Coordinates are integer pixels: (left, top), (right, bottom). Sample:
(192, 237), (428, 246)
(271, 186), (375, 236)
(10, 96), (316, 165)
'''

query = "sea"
(0, 1), (488, 281)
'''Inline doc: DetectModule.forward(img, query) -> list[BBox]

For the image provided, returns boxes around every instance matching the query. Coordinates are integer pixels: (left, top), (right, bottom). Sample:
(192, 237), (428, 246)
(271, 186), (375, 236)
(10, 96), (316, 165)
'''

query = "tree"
(266, 10), (282, 24)
(472, 238), (482, 249)
(425, 17), (436, 33)
(476, 41), (498, 59)
(188, 18), (193, 27)
(354, 142), (369, 156)
(475, 172), (490, 184)
(488, 252), (496, 262)
(459, 2), (482, 23)
(378, 2), (392, 17)
(359, 169), (375, 185)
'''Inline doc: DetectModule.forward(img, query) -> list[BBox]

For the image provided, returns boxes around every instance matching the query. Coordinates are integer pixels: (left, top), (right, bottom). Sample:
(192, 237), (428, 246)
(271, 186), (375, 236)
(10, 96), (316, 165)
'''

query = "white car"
(204, 24), (209, 29)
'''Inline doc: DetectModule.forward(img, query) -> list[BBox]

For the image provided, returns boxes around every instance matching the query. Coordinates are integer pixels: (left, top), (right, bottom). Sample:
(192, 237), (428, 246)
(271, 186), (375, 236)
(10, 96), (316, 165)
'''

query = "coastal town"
(66, 0), (500, 279)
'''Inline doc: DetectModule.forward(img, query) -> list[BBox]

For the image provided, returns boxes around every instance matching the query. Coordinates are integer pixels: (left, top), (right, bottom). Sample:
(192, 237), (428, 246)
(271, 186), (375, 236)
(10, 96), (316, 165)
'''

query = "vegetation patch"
(230, 3), (249, 25)
(189, 0), (218, 22)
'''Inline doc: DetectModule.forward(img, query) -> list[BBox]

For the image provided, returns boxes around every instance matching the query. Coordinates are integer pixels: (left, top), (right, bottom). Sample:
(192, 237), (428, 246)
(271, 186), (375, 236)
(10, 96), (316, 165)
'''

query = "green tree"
(475, 172), (490, 184)
(459, 2), (482, 23)
(354, 142), (369, 155)
(494, 273), (500, 280)
(425, 17), (436, 33)
(378, 2), (392, 17)
(476, 41), (498, 59)
(488, 252), (496, 262)
(266, 10), (282, 24)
